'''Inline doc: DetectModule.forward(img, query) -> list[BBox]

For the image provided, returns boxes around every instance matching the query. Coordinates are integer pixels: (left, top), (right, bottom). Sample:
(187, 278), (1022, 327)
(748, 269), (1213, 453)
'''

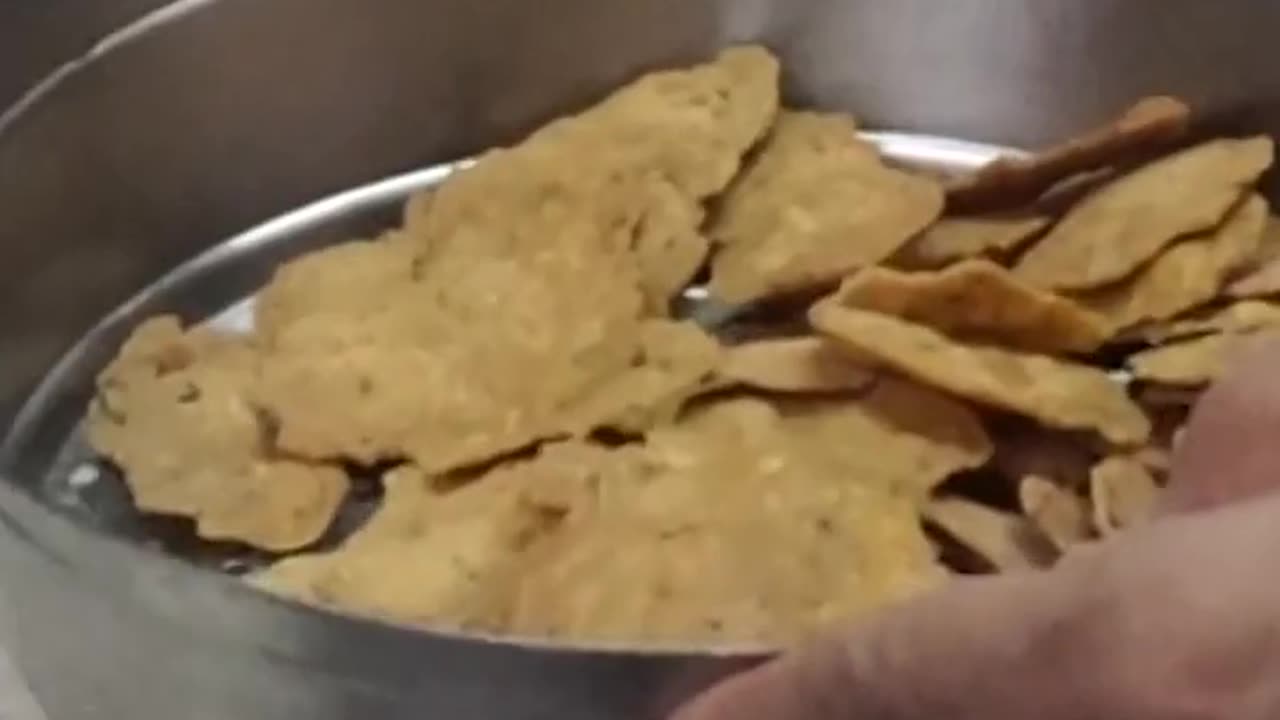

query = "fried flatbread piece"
(709, 111), (944, 304)
(1128, 333), (1246, 387)
(410, 46), (781, 312)
(253, 238), (647, 473)
(1137, 300), (1280, 344)
(718, 336), (877, 393)
(1090, 456), (1161, 534)
(894, 213), (1051, 269)
(1019, 475), (1091, 551)
(1014, 136), (1274, 290)
(829, 260), (1111, 354)
(504, 396), (959, 644)
(1079, 195), (1268, 332)
(560, 320), (723, 435)
(947, 96), (1192, 213)
(257, 448), (620, 627)
(1227, 216), (1280, 298)
(811, 303), (1151, 446)
(88, 317), (348, 551)
(924, 498), (1054, 571)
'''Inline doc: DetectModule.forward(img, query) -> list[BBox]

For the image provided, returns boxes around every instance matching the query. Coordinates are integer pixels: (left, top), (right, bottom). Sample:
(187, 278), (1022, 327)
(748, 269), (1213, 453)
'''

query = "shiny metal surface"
(5, 0), (1280, 717)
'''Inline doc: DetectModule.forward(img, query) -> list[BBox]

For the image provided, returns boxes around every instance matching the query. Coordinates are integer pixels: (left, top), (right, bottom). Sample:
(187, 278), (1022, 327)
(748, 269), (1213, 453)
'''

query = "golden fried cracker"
(412, 46), (780, 311)
(504, 396), (952, 644)
(1090, 456), (1160, 534)
(1227, 216), (1280, 298)
(1079, 194), (1269, 332)
(561, 320), (723, 434)
(89, 318), (348, 551)
(1014, 137), (1274, 290)
(254, 236), (647, 473)
(1127, 333), (1242, 387)
(255, 235), (416, 342)
(894, 213), (1051, 269)
(717, 336), (877, 393)
(811, 303), (1151, 446)
(1138, 299), (1280, 344)
(947, 96), (1192, 213)
(924, 498), (1054, 571)
(1019, 475), (1091, 551)
(708, 111), (944, 304)
(830, 260), (1111, 354)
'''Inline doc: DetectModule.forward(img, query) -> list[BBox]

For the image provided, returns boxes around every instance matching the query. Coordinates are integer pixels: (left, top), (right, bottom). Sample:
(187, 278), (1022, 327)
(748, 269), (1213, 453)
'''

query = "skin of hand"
(673, 337), (1280, 720)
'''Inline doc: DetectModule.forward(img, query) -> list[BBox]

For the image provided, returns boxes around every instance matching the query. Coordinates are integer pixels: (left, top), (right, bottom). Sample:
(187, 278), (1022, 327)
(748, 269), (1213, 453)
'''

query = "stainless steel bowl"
(5, 1), (1280, 718)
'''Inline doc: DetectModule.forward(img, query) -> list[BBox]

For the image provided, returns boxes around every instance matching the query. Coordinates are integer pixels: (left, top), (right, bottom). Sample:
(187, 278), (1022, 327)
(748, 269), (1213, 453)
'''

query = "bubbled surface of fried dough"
(1014, 137), (1274, 291)
(88, 317), (348, 551)
(811, 303), (1151, 446)
(709, 111), (944, 304)
(830, 260), (1111, 354)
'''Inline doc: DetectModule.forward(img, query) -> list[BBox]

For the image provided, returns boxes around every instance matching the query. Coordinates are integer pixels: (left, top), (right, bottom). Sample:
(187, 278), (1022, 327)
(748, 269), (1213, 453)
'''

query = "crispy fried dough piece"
(718, 336), (877, 393)
(1079, 194), (1268, 332)
(830, 260), (1111, 354)
(947, 96), (1192, 213)
(1128, 333), (1245, 387)
(1019, 475), (1091, 551)
(708, 111), (944, 305)
(894, 213), (1051, 269)
(1227, 216), (1280, 298)
(409, 46), (781, 312)
(257, 449), (621, 626)
(561, 320), (723, 434)
(88, 317), (348, 551)
(1090, 456), (1161, 534)
(253, 238), (647, 473)
(1137, 300), (1280, 344)
(1014, 136), (1274, 291)
(811, 303), (1151, 446)
(504, 396), (960, 644)
(255, 235), (416, 343)
(924, 498), (1054, 571)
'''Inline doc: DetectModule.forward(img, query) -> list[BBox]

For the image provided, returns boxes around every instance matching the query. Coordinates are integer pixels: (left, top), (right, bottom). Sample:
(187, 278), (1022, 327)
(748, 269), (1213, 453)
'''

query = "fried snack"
(811, 303), (1151, 446)
(924, 498), (1053, 571)
(1014, 136), (1274, 291)
(1128, 333), (1245, 387)
(709, 111), (944, 305)
(893, 213), (1051, 269)
(1019, 475), (1091, 551)
(411, 46), (781, 312)
(717, 336), (877, 393)
(254, 234), (416, 343)
(829, 260), (1111, 354)
(1227, 216), (1280, 298)
(254, 238), (648, 474)
(560, 320), (723, 435)
(257, 452), (614, 627)
(88, 317), (348, 551)
(947, 96), (1191, 213)
(1079, 194), (1268, 332)
(1138, 299), (1280, 344)
(504, 396), (955, 644)
(1090, 456), (1161, 534)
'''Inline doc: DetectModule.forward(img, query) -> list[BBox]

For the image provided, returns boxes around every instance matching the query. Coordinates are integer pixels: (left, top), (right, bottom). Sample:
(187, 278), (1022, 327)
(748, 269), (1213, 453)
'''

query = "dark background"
(0, 0), (172, 112)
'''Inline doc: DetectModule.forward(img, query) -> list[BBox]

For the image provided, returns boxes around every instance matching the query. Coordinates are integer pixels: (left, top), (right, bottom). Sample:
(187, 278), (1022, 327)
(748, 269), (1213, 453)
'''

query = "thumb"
(671, 574), (1068, 720)
(1163, 333), (1280, 514)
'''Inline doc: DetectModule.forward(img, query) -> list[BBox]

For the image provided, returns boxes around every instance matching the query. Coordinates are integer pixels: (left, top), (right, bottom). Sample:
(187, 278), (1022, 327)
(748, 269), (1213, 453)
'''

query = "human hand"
(673, 338), (1280, 720)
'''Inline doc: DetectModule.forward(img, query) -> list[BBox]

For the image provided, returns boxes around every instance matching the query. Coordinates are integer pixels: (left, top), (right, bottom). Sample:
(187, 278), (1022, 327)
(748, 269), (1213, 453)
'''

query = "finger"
(671, 574), (1063, 720)
(1164, 334), (1280, 514)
